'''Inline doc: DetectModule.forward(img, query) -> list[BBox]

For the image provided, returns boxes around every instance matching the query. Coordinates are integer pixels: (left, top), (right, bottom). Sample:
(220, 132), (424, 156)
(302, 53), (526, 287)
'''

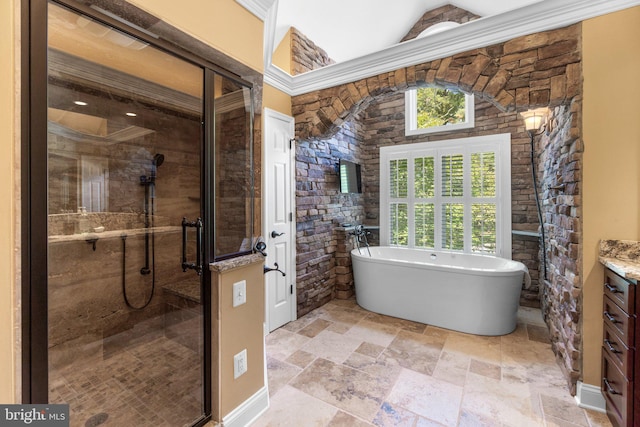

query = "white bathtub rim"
(351, 246), (526, 277)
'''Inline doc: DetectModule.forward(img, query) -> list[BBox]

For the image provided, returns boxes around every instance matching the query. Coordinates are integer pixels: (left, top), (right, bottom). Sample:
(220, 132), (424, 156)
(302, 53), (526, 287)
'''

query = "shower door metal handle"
(182, 217), (203, 276)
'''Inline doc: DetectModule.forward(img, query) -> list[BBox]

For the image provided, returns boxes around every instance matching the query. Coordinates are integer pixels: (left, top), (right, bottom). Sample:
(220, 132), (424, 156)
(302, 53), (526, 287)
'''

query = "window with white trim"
(405, 87), (475, 136)
(380, 134), (512, 258)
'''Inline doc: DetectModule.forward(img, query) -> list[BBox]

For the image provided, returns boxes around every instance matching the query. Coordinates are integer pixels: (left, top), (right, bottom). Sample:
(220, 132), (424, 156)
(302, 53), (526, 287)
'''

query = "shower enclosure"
(27, 1), (256, 426)
(46, 3), (206, 425)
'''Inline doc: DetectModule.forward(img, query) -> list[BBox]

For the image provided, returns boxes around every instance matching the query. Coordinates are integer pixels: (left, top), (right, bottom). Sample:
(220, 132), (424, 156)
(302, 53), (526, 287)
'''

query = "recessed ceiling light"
(125, 112), (137, 117)
(74, 101), (88, 106)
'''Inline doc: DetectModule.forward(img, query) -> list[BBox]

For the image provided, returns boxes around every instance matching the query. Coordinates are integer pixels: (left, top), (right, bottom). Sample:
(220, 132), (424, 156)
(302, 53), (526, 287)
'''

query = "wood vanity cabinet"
(602, 267), (638, 427)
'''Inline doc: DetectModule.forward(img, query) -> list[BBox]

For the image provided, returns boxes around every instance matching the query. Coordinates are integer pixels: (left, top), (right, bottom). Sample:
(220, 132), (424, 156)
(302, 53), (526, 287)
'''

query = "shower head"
(149, 153), (165, 181)
(153, 153), (165, 167)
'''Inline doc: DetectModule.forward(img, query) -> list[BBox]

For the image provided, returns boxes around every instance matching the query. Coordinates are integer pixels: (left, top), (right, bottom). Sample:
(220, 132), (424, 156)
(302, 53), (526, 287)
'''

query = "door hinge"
(289, 212), (293, 222)
(289, 138), (295, 150)
(290, 284), (293, 295)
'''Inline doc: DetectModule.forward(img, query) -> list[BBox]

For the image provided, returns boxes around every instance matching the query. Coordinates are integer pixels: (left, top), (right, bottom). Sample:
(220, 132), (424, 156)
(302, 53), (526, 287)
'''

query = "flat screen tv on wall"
(339, 159), (362, 193)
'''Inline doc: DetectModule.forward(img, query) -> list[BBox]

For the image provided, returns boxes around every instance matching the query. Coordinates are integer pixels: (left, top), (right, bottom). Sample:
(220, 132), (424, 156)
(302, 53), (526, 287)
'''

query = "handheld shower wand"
(139, 154), (164, 276)
(124, 154), (166, 310)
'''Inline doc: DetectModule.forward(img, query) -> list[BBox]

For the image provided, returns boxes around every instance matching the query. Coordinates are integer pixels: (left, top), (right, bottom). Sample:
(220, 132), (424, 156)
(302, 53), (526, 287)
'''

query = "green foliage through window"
(414, 157), (435, 198)
(416, 87), (466, 129)
(472, 204), (496, 252)
(415, 204), (435, 248)
(442, 203), (465, 250)
(389, 159), (408, 198)
(390, 203), (408, 246)
(441, 154), (464, 197)
(471, 152), (496, 197)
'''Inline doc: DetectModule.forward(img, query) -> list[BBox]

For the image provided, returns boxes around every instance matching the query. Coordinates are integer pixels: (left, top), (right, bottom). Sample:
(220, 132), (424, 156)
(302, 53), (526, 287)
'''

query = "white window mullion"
(407, 155), (415, 248)
(463, 147), (472, 253)
(434, 150), (442, 251)
(380, 155), (391, 246)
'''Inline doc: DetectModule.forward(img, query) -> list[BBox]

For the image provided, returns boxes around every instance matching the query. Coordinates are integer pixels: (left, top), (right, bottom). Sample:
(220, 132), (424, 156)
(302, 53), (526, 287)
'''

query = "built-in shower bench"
(163, 280), (202, 351)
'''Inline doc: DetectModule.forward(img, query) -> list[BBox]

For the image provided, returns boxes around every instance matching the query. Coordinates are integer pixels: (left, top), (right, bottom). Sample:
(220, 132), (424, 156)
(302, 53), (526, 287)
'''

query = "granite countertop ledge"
(209, 253), (264, 273)
(599, 239), (640, 281)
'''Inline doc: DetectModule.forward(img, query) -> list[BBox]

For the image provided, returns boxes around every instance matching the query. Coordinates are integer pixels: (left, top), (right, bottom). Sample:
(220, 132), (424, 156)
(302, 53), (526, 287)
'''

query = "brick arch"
(292, 24), (580, 140)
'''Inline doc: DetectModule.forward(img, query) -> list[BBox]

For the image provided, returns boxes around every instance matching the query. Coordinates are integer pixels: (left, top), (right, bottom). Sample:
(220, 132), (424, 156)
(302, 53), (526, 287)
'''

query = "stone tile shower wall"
(290, 24), (583, 392)
(216, 106), (253, 256)
(47, 112), (202, 371)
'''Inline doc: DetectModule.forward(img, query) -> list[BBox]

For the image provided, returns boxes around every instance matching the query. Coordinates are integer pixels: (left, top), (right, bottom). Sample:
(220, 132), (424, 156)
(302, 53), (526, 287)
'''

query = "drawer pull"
(603, 377), (619, 395)
(605, 283), (621, 294)
(604, 339), (621, 354)
(604, 311), (619, 323)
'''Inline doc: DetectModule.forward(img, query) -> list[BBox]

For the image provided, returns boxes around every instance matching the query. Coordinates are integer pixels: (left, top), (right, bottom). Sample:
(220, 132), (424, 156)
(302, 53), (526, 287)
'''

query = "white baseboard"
(222, 386), (270, 427)
(575, 381), (606, 413)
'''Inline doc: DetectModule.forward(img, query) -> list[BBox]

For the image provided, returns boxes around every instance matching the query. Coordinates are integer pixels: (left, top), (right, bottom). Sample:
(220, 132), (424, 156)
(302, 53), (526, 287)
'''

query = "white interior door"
(81, 155), (109, 212)
(264, 108), (296, 332)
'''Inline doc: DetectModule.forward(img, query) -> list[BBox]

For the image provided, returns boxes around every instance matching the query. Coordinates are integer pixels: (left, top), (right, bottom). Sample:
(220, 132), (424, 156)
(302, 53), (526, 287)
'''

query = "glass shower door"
(46, 2), (205, 426)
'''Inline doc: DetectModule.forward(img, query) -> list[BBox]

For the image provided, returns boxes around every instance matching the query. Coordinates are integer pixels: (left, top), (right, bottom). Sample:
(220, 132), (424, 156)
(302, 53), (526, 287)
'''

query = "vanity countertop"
(599, 239), (640, 282)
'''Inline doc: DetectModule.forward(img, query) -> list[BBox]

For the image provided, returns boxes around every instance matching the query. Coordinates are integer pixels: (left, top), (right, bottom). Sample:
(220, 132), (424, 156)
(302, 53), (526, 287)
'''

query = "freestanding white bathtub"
(351, 246), (527, 336)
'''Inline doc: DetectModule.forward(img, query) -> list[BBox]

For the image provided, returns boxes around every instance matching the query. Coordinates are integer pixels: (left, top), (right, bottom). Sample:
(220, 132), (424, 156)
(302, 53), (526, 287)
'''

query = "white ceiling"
(255, 0), (640, 95)
(274, 0), (543, 63)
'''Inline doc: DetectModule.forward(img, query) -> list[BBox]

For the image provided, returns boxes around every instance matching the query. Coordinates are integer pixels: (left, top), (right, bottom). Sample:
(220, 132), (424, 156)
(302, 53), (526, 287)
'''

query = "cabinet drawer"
(604, 295), (634, 346)
(605, 269), (635, 314)
(603, 322), (633, 380)
(603, 351), (632, 427)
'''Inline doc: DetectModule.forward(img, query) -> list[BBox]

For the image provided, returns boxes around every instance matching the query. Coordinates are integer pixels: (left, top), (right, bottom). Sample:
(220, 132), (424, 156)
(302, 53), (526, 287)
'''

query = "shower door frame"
(21, 0), (254, 422)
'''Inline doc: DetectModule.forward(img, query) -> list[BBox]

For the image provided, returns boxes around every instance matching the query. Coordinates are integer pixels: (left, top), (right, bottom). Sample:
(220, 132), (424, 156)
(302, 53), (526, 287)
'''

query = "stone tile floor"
(252, 299), (612, 427)
(49, 315), (203, 427)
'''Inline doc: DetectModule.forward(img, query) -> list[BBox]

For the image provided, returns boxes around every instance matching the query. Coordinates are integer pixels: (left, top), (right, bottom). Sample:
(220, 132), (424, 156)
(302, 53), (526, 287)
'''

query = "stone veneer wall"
(291, 24), (583, 391)
(291, 27), (336, 76)
(296, 119), (365, 316)
(539, 101), (583, 391)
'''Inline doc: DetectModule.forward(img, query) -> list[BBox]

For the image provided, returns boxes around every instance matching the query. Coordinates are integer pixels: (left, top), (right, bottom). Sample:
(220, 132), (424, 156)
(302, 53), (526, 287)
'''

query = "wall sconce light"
(520, 106), (550, 282)
(520, 107), (549, 136)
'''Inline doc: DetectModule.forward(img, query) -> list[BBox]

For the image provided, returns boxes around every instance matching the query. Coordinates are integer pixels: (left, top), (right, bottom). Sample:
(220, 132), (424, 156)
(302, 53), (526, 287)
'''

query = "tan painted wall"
(0, 0), (17, 404)
(262, 29), (292, 116)
(211, 259), (265, 419)
(128, 0), (264, 72)
(582, 6), (640, 386)
(263, 84), (292, 116)
(272, 28), (292, 74)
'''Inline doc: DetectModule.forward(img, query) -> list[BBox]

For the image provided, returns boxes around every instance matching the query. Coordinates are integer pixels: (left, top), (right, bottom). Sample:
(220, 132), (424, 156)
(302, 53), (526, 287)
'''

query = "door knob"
(255, 240), (267, 256)
(271, 230), (285, 238)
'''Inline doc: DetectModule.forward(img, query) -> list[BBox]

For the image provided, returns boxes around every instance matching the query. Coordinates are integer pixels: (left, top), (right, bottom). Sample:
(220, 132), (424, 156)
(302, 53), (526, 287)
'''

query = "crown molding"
(262, 0), (640, 96)
(262, 0), (278, 71)
(263, 63), (294, 93)
(235, 0), (276, 20)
